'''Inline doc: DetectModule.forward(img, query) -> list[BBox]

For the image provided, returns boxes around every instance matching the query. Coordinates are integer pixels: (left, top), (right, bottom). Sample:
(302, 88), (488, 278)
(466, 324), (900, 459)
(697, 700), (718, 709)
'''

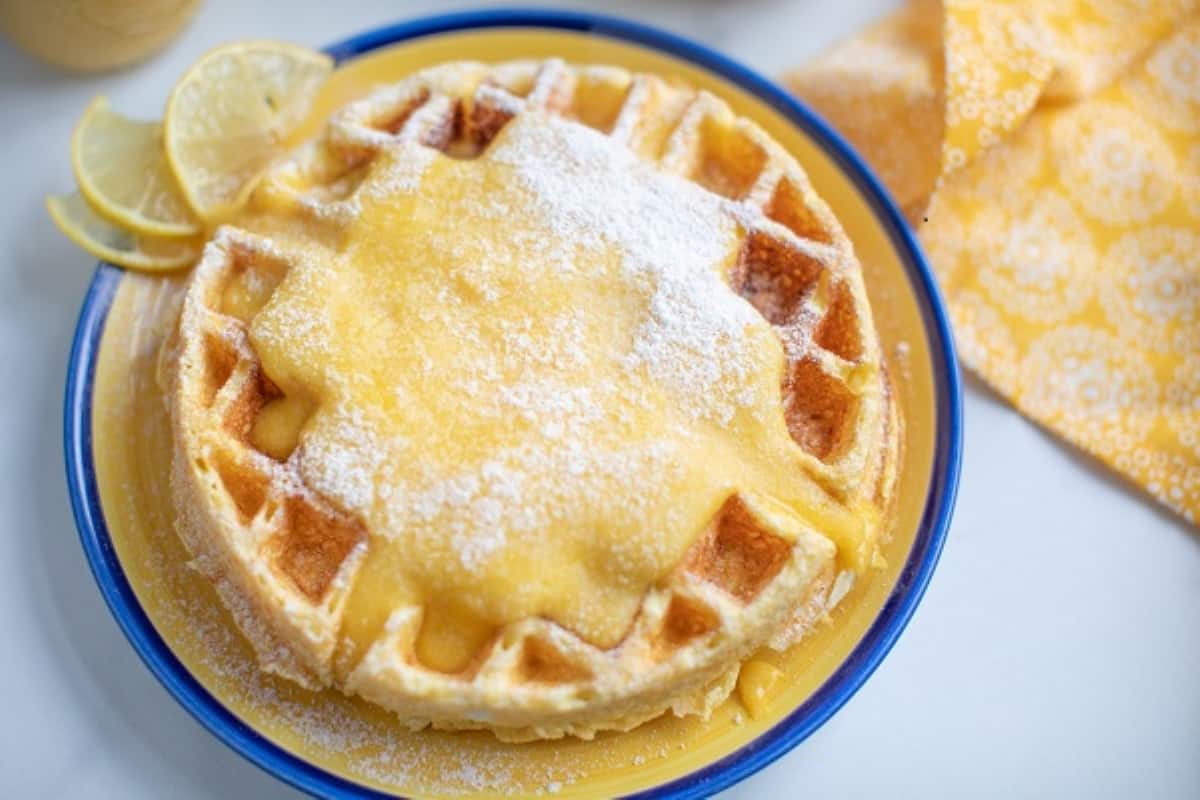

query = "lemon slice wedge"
(72, 96), (201, 238)
(164, 41), (333, 222)
(46, 193), (201, 272)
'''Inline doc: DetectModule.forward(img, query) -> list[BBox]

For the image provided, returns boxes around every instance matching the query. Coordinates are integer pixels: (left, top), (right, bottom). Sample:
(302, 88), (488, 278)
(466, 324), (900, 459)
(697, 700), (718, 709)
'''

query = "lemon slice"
(46, 193), (201, 272)
(72, 96), (201, 238)
(164, 41), (333, 222)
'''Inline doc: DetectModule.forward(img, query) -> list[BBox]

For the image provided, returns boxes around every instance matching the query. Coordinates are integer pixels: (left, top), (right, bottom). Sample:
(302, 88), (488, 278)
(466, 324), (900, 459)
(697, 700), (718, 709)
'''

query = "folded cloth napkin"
(786, 0), (1200, 524)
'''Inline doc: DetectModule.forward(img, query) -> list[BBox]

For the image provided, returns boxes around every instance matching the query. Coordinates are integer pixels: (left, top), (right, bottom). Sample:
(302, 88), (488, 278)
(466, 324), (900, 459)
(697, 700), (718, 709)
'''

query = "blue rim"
(64, 9), (961, 800)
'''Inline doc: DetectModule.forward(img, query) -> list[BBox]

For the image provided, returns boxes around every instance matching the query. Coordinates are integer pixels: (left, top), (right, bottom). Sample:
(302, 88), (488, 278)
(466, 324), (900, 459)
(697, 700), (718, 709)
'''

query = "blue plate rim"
(63, 8), (962, 799)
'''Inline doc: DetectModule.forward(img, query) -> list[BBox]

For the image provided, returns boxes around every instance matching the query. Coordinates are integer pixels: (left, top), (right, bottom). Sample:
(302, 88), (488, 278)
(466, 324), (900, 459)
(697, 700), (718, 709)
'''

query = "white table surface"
(2, 1), (1197, 797)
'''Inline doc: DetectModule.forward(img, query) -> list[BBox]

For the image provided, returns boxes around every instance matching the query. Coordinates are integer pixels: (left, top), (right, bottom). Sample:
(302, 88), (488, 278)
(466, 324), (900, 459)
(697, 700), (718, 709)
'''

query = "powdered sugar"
(362, 142), (437, 201)
(489, 114), (761, 422)
(299, 404), (388, 513)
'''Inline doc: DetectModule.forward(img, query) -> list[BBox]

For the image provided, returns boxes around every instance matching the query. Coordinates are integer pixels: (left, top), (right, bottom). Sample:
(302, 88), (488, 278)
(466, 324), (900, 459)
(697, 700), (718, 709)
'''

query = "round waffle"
(166, 59), (901, 741)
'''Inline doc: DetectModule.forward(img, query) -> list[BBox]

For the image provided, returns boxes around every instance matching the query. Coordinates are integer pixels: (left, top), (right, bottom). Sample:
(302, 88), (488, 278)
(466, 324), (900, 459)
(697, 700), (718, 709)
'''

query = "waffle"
(166, 59), (900, 741)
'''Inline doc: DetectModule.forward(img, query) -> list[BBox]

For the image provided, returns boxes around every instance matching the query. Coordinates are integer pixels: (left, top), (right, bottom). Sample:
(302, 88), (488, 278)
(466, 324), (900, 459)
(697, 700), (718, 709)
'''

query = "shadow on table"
(962, 371), (1198, 542)
(0, 40), (78, 91)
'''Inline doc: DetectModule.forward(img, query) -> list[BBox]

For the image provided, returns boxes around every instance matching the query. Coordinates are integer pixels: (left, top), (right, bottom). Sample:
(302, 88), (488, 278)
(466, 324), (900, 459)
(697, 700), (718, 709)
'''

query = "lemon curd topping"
(736, 658), (785, 719)
(247, 112), (853, 671)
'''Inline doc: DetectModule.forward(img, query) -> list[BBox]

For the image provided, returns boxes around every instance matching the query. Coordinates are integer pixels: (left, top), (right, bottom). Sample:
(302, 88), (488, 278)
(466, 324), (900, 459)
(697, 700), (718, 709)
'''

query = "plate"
(64, 10), (961, 799)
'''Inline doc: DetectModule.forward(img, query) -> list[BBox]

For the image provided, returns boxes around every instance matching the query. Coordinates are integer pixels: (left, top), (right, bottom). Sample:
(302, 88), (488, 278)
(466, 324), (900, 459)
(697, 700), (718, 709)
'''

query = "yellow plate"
(66, 13), (960, 799)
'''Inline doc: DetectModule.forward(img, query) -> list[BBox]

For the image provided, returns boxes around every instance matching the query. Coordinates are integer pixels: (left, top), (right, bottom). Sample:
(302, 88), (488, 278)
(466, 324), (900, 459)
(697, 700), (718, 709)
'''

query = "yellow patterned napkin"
(786, 1), (1200, 524)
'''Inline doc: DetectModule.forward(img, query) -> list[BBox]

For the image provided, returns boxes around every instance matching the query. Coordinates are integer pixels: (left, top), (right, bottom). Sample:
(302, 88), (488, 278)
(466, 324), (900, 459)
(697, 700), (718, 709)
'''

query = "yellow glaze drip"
(246, 112), (854, 669)
(251, 392), (314, 461)
(415, 601), (497, 675)
(736, 658), (784, 719)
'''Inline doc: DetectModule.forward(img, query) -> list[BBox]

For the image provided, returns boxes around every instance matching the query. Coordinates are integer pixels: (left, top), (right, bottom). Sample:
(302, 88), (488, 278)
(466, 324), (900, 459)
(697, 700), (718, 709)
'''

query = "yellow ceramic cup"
(0, 0), (200, 72)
